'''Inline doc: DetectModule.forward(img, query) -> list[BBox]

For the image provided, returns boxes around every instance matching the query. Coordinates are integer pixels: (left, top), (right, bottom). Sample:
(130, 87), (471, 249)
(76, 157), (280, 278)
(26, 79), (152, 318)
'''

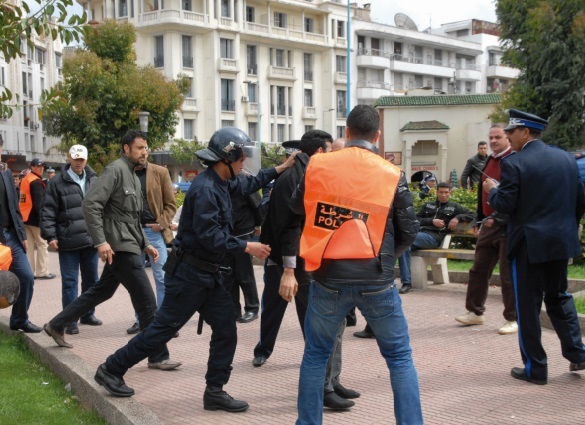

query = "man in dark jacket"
(41, 145), (102, 336)
(398, 182), (475, 293)
(292, 105), (422, 425)
(455, 124), (517, 335)
(460, 141), (488, 189)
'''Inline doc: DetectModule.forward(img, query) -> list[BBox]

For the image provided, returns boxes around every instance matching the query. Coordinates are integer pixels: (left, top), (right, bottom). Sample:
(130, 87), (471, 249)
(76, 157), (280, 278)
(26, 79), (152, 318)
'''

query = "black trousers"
(511, 240), (585, 381)
(254, 263), (309, 359)
(106, 260), (237, 387)
(222, 234), (260, 317)
(50, 251), (168, 363)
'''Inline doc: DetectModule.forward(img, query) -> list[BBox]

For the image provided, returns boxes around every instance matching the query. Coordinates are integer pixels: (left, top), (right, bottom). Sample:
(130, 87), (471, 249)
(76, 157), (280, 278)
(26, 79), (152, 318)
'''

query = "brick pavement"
(1, 251), (584, 424)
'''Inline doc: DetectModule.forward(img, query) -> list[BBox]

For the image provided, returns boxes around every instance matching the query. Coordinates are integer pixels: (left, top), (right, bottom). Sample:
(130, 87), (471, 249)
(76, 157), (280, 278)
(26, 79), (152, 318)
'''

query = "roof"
(400, 121), (450, 131)
(374, 93), (502, 107)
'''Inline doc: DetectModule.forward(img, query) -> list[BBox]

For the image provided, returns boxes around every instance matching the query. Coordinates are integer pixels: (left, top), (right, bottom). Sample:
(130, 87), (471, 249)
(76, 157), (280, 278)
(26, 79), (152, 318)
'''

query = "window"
(412, 140), (438, 156)
(0, 67), (5, 86)
(337, 20), (345, 38)
(275, 49), (284, 67)
(153, 0), (163, 11)
(336, 55), (346, 72)
(221, 79), (235, 111)
(184, 119), (194, 139)
(36, 49), (45, 65)
(414, 46), (423, 63)
(220, 38), (234, 59)
(357, 35), (365, 50)
(434, 77), (442, 91)
(394, 73), (403, 90)
(336, 90), (346, 118)
(277, 124), (285, 143)
(247, 45), (257, 75)
(274, 12), (286, 28)
(304, 125), (314, 133)
(246, 6), (255, 22)
(337, 126), (345, 139)
(247, 84), (257, 103)
(221, 120), (234, 127)
(221, 0), (230, 18)
(276, 87), (285, 115)
(304, 89), (313, 107)
(304, 18), (314, 33)
(40, 77), (45, 93)
(22, 71), (27, 96)
(186, 77), (194, 97)
(248, 122), (257, 141)
(434, 49), (443, 66)
(182, 36), (193, 67)
(154, 36), (164, 67)
(465, 81), (474, 93)
(371, 38), (380, 51)
(304, 53), (312, 81)
(55, 53), (62, 68)
(119, 0), (128, 17)
(30, 135), (36, 152)
(414, 74), (423, 87)
(394, 42), (402, 57)
(182, 0), (191, 11)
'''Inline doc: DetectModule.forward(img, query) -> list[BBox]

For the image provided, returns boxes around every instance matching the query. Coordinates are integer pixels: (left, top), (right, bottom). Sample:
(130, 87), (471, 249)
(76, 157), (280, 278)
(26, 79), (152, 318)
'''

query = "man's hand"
(253, 226), (261, 237)
(146, 223), (164, 233)
(23, 240), (28, 253)
(275, 151), (298, 174)
(483, 178), (497, 192)
(448, 218), (459, 231)
(432, 218), (445, 228)
(279, 268), (298, 303)
(145, 245), (159, 263)
(170, 223), (179, 231)
(483, 218), (494, 228)
(473, 226), (481, 236)
(49, 240), (59, 250)
(98, 243), (115, 265)
(245, 242), (271, 260)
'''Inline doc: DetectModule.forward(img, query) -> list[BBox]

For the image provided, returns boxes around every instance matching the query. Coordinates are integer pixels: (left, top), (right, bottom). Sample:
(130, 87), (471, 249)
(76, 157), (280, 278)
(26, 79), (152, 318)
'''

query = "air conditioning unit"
(241, 96), (249, 103)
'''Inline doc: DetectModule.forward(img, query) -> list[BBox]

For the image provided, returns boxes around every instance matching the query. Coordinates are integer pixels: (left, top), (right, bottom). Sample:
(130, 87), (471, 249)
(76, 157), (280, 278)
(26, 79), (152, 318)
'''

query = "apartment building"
(0, 28), (65, 172)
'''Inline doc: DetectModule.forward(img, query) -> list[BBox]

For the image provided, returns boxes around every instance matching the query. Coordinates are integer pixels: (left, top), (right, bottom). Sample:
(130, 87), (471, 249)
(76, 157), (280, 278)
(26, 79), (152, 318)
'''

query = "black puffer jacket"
(40, 164), (97, 251)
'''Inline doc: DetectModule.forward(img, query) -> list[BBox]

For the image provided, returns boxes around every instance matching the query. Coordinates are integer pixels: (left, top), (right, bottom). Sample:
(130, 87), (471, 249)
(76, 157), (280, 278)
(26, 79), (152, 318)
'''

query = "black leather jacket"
(461, 153), (488, 189)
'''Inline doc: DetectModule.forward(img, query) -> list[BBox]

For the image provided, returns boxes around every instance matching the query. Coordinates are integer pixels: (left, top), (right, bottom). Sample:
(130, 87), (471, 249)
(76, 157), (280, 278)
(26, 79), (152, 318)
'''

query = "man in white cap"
(41, 145), (103, 335)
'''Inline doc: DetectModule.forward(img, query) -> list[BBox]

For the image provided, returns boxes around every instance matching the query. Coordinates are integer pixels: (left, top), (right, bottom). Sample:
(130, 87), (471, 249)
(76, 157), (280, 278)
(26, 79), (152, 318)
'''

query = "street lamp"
(323, 108), (334, 134)
(245, 81), (261, 150)
(137, 111), (150, 133)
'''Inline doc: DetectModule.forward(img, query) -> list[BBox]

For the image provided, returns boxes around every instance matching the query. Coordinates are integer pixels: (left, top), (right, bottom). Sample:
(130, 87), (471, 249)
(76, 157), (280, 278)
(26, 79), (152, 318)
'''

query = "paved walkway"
(1, 251), (584, 424)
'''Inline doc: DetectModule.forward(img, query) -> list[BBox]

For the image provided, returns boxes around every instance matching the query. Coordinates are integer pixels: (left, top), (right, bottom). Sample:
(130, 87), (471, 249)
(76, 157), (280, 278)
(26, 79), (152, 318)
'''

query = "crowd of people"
(1, 105), (585, 424)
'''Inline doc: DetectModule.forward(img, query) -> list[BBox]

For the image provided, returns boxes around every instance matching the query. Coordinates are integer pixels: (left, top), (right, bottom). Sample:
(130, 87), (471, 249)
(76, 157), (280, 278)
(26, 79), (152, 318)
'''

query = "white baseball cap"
(69, 145), (88, 160)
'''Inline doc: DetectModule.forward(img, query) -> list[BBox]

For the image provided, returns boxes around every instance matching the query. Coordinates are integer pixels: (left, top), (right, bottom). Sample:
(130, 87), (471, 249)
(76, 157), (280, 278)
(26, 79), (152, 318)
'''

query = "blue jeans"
(136, 227), (168, 322)
(398, 232), (441, 286)
(297, 280), (423, 425)
(6, 228), (35, 328)
(59, 247), (98, 322)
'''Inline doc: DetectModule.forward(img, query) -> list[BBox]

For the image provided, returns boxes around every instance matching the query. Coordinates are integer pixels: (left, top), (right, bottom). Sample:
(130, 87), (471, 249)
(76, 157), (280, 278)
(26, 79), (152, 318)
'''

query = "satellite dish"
(394, 13), (418, 31)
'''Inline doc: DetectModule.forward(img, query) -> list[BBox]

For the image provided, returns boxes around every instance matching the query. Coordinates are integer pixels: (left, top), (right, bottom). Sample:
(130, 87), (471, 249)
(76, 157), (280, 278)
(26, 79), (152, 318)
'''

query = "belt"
(174, 247), (232, 275)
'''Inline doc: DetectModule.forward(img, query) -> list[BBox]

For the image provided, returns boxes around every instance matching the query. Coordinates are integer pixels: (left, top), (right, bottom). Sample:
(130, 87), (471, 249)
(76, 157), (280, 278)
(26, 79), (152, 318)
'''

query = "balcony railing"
(218, 58), (239, 72)
(334, 71), (347, 84)
(154, 56), (164, 67)
(183, 98), (198, 109)
(455, 63), (480, 71)
(247, 64), (257, 75)
(357, 80), (390, 90)
(269, 65), (295, 80)
(357, 48), (391, 58)
(183, 57), (193, 68)
(244, 22), (327, 44)
(221, 99), (235, 111)
(140, 10), (208, 24)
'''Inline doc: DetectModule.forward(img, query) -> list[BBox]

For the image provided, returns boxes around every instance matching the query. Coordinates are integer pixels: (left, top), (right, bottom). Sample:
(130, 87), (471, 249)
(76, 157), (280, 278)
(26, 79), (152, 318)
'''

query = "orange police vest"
(300, 146), (401, 272)
(19, 172), (41, 222)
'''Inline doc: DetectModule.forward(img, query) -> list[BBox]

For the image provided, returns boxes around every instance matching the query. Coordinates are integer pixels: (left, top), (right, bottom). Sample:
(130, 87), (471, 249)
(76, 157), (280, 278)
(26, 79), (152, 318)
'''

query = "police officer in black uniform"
(93, 127), (297, 412)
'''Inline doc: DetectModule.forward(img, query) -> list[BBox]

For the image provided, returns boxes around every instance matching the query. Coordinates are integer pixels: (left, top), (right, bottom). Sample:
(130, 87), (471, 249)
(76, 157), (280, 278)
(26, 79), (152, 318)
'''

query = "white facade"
(0, 26), (65, 170)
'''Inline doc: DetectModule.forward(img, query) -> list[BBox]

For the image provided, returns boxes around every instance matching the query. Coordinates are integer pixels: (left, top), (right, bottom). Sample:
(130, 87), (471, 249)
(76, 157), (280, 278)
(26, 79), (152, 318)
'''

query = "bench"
(410, 229), (476, 290)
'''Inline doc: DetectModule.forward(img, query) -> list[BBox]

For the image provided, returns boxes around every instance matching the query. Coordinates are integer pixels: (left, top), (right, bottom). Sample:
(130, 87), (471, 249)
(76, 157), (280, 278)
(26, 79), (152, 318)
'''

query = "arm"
(487, 160), (520, 215)
(155, 170), (177, 230)
(416, 203), (436, 227)
(83, 165), (118, 247)
(460, 158), (473, 189)
(393, 173), (420, 258)
(30, 179), (44, 219)
(40, 180), (59, 243)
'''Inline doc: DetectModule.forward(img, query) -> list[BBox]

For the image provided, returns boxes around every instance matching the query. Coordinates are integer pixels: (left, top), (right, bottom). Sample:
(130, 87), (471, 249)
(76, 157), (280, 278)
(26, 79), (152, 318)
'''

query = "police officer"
(94, 127), (297, 412)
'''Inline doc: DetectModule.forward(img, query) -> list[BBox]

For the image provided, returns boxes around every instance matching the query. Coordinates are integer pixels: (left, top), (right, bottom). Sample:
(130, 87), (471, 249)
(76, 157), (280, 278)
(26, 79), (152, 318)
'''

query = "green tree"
(260, 144), (286, 169)
(42, 20), (188, 170)
(495, 0), (585, 149)
(169, 137), (206, 164)
(0, 0), (87, 118)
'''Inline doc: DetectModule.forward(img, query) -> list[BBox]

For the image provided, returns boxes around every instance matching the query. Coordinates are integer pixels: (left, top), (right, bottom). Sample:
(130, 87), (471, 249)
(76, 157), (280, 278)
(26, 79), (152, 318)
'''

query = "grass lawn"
(447, 260), (585, 280)
(575, 297), (585, 315)
(0, 332), (106, 425)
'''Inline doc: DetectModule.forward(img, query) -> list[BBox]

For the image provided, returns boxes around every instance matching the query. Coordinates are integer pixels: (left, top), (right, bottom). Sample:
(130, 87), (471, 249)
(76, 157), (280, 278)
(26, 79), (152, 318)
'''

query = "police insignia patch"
(314, 202), (369, 231)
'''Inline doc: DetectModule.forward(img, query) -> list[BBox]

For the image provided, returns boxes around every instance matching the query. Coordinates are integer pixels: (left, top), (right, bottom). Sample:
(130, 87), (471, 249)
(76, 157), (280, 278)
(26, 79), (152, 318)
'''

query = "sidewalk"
(1, 251), (584, 424)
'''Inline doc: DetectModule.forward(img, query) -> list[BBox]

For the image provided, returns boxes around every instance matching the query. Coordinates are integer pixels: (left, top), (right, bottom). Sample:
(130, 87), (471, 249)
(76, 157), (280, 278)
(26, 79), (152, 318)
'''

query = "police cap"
(504, 109), (548, 132)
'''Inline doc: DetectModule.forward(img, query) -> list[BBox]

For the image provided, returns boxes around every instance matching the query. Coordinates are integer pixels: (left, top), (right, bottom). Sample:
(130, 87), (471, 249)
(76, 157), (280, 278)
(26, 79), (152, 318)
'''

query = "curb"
(0, 317), (163, 425)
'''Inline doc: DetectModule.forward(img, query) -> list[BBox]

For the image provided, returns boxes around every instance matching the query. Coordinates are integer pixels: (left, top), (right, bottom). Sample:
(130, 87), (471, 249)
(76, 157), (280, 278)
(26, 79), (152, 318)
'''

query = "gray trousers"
(324, 319), (346, 392)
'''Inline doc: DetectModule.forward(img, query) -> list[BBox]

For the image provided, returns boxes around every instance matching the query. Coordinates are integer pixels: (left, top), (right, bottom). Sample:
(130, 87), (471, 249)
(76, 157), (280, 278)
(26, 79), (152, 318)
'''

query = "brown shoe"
(44, 323), (73, 348)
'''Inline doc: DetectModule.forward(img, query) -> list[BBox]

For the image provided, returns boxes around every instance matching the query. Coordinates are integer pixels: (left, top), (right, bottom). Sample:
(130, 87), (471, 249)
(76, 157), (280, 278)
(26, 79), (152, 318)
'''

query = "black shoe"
(323, 391), (355, 409)
(80, 315), (103, 326)
(65, 323), (79, 335)
(510, 367), (547, 385)
(353, 329), (375, 339)
(126, 322), (139, 334)
(203, 386), (249, 412)
(399, 285), (412, 294)
(253, 356), (267, 367)
(10, 322), (42, 333)
(570, 362), (585, 372)
(334, 383), (361, 399)
(238, 312), (258, 323)
(94, 364), (135, 397)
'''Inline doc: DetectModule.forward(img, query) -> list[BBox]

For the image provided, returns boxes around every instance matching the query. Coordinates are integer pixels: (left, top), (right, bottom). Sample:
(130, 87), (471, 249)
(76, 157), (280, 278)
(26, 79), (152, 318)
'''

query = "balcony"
(356, 48), (391, 69)
(303, 106), (317, 120)
(245, 102), (258, 117)
(183, 98), (198, 111)
(218, 58), (239, 73)
(268, 65), (296, 81)
(486, 64), (520, 80)
(334, 71), (347, 85)
(390, 54), (455, 78)
(336, 37), (347, 47)
(243, 22), (328, 45)
(220, 17), (234, 27)
(138, 9), (209, 28)
(356, 80), (391, 101)
(455, 64), (481, 81)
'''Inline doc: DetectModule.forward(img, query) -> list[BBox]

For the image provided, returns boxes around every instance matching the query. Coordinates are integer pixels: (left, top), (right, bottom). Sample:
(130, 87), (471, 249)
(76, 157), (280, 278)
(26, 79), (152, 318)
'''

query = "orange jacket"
(19, 172), (41, 222)
(300, 146), (401, 272)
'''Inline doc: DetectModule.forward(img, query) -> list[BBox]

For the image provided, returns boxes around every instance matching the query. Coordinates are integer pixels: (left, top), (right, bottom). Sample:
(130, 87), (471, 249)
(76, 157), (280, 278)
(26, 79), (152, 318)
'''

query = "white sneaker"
(498, 321), (518, 335)
(455, 311), (485, 326)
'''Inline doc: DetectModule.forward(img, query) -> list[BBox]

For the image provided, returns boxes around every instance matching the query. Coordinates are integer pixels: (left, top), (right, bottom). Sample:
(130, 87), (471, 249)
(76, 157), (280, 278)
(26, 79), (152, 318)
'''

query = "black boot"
(324, 391), (355, 409)
(203, 386), (249, 412)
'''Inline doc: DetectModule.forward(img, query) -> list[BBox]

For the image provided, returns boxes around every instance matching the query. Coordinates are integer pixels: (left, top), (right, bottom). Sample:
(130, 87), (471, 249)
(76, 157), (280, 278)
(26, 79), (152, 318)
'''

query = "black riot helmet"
(195, 127), (251, 164)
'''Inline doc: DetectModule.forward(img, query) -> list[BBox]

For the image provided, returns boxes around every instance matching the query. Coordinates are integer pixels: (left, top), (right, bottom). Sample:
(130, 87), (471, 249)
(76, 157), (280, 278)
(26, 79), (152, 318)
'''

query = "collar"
(346, 139), (378, 154)
(492, 146), (512, 158)
(521, 139), (539, 150)
(121, 154), (137, 170)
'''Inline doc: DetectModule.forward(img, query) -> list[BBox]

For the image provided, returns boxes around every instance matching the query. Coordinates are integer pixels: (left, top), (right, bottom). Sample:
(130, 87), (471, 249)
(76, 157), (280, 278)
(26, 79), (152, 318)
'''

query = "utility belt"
(167, 246), (232, 275)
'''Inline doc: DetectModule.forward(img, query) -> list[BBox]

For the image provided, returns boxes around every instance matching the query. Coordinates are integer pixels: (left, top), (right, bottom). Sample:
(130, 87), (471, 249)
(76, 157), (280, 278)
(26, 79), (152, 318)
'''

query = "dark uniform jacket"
(0, 169), (27, 246)
(417, 199), (475, 243)
(40, 164), (97, 251)
(488, 139), (585, 262)
(231, 175), (262, 237)
(461, 153), (488, 189)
